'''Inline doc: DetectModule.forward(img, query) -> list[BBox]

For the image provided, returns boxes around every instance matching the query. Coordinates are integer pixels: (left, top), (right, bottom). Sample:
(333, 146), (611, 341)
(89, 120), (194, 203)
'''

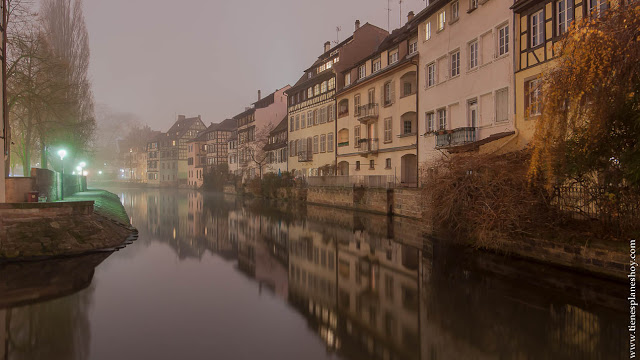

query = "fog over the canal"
(83, 0), (427, 130)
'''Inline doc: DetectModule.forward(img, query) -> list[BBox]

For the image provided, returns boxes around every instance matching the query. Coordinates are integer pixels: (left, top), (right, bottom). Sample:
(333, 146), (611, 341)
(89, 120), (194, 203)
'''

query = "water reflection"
(2, 188), (629, 359)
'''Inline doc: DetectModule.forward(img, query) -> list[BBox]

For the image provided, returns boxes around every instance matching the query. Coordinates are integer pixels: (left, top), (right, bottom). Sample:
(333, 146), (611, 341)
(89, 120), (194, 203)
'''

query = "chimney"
(355, 20), (360, 31)
(258, 90), (261, 101)
(407, 11), (415, 23)
(178, 115), (185, 121)
(324, 41), (330, 53)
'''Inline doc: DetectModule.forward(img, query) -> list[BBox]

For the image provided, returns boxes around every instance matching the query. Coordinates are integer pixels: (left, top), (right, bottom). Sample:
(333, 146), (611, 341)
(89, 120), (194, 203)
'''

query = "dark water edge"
(0, 187), (629, 360)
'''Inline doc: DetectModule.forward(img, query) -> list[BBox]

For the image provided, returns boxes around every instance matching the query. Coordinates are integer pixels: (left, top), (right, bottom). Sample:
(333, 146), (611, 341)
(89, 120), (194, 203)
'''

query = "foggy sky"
(84, 0), (427, 131)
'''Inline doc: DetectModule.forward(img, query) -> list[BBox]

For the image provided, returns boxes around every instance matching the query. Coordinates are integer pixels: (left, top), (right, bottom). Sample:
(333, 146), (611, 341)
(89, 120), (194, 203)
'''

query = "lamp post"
(57, 149), (67, 200)
(78, 162), (86, 191)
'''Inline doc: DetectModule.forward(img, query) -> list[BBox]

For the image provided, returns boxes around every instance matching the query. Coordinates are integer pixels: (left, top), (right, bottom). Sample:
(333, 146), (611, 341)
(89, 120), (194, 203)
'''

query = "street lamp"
(57, 149), (67, 200)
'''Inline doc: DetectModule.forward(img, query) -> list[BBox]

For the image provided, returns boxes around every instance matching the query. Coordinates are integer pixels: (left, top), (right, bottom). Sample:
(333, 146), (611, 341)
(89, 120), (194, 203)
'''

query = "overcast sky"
(84, 0), (427, 131)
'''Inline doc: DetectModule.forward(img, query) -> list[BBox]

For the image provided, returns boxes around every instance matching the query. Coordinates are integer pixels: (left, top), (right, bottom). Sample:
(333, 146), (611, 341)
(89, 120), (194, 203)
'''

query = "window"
(314, 84), (320, 96)
(373, 57), (381, 72)
(404, 81), (412, 96)
(588, 0), (606, 17)
(388, 48), (399, 64)
(384, 81), (395, 105)
(290, 117), (294, 131)
(354, 125), (361, 148)
(450, 50), (460, 77)
(495, 88), (509, 122)
(425, 22), (431, 40)
(470, 0), (478, 10)
(451, 1), (459, 21)
(408, 38), (418, 55)
(328, 105), (334, 122)
(438, 11), (446, 31)
(403, 119), (412, 134)
(427, 63), (436, 87)
(320, 134), (326, 152)
(426, 112), (435, 132)
(498, 24), (509, 56)
(328, 77), (335, 90)
(345, 73), (351, 86)
(556, 0), (572, 35)
(327, 132), (334, 152)
(320, 107), (327, 124)
(301, 113), (306, 129)
(468, 98), (478, 127)
(526, 79), (542, 116)
(313, 136), (319, 153)
(321, 81), (328, 93)
(308, 88), (313, 98)
(531, 10), (544, 48)
(469, 40), (478, 69)
(313, 109), (319, 125)
(384, 117), (392, 142)
(307, 111), (313, 127)
(289, 141), (294, 156)
(354, 94), (361, 116)
(358, 64), (366, 79)
(355, 161), (361, 170)
(369, 160), (375, 169)
(338, 99), (349, 116)
(368, 88), (375, 104)
(295, 115), (300, 130)
(385, 158), (391, 169)
(438, 108), (447, 129)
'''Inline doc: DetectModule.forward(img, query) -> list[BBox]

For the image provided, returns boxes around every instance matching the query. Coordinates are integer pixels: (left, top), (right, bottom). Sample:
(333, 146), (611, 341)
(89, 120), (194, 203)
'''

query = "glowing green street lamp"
(57, 149), (67, 200)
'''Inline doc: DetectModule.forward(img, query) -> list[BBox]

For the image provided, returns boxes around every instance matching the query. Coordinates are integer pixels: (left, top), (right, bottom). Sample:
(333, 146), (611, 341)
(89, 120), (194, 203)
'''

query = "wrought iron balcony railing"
(298, 150), (313, 162)
(357, 103), (379, 122)
(435, 127), (476, 148)
(358, 138), (379, 155)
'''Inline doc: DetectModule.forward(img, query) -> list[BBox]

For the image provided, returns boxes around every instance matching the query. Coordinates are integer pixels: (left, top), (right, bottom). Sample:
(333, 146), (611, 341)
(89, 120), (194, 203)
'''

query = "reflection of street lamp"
(129, 148), (133, 181)
(57, 149), (67, 200)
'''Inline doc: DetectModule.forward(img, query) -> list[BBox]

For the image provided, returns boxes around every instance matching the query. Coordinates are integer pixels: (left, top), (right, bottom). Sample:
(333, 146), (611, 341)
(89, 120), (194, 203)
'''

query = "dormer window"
(388, 48), (399, 64)
(358, 64), (366, 79)
(372, 57), (382, 72)
(408, 37), (418, 55)
(345, 73), (351, 86)
(308, 72), (312, 79)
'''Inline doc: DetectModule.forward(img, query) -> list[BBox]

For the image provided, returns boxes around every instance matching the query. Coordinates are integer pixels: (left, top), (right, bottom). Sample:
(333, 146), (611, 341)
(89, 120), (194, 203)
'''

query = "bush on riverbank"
(245, 172), (295, 198)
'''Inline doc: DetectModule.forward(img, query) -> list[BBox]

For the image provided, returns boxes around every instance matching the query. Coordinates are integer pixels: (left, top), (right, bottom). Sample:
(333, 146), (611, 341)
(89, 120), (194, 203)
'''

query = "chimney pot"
(324, 41), (331, 53)
(407, 11), (415, 23)
(258, 90), (262, 101)
(355, 20), (360, 31)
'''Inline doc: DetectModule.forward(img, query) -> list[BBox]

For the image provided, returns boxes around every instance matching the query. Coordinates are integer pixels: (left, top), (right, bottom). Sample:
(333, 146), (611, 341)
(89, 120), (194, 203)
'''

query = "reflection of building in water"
(337, 230), (420, 360)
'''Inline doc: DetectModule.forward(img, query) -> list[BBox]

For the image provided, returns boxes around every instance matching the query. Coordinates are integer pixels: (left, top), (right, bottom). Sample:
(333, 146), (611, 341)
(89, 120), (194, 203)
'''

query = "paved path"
(64, 189), (130, 226)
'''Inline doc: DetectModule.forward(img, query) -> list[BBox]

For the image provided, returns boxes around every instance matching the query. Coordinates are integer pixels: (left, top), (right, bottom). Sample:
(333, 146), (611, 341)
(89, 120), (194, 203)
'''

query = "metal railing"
(357, 103), (379, 122)
(298, 150), (313, 162)
(306, 175), (396, 188)
(435, 127), (476, 148)
(358, 138), (379, 154)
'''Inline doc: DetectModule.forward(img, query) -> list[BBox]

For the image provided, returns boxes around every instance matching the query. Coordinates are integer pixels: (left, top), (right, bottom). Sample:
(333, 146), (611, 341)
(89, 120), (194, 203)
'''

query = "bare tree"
(239, 123), (273, 180)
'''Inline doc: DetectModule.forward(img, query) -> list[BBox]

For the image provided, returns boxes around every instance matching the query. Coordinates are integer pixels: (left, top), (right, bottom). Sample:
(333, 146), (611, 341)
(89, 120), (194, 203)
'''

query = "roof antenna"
(386, 0), (391, 32)
(335, 26), (341, 45)
(399, 0), (403, 27)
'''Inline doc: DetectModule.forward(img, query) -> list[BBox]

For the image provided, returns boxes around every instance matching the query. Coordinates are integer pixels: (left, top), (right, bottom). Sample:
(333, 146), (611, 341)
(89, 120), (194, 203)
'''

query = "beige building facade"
(286, 22), (388, 178)
(335, 14), (420, 185)
(416, 0), (516, 174)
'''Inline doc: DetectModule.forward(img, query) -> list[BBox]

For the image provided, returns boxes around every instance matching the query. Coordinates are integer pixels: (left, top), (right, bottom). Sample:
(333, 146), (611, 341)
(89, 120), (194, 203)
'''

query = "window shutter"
(390, 81), (396, 103)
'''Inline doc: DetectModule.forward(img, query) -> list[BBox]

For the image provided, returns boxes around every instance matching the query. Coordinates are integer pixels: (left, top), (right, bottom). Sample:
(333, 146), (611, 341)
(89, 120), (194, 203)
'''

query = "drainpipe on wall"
(411, 57), (420, 188)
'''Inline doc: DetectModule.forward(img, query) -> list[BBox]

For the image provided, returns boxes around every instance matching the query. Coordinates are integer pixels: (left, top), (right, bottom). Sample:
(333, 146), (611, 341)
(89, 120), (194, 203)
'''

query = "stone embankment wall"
(4, 168), (87, 203)
(306, 186), (423, 217)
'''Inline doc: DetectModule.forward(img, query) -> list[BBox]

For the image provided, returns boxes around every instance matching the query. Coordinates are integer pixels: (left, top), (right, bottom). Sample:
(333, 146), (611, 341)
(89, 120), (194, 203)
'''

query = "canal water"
(0, 188), (630, 359)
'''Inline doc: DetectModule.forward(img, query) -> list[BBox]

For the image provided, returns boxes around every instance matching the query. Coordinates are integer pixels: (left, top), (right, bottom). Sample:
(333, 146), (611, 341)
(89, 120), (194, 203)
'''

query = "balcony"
(298, 150), (313, 162)
(358, 138), (379, 155)
(435, 127), (476, 148)
(356, 103), (379, 122)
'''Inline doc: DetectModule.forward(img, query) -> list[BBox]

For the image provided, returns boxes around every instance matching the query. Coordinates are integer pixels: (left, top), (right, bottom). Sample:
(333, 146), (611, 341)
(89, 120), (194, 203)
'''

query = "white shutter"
(390, 81), (396, 104)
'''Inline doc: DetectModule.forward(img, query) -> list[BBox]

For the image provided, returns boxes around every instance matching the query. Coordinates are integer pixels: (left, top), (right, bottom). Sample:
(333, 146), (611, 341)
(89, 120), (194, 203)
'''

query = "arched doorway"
(338, 161), (349, 176)
(401, 154), (417, 185)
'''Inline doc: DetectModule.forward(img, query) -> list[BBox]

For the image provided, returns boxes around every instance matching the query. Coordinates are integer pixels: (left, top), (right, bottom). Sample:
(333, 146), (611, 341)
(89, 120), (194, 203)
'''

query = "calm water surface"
(0, 187), (629, 359)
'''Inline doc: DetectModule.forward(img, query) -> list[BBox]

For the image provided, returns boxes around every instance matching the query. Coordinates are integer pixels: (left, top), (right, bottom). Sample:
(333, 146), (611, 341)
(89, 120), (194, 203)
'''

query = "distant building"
(335, 13), (420, 185)
(187, 118), (237, 188)
(263, 116), (288, 175)
(187, 131), (208, 188)
(227, 131), (239, 175)
(286, 21), (388, 178)
(157, 115), (206, 186)
(146, 133), (162, 185)
(234, 87), (289, 180)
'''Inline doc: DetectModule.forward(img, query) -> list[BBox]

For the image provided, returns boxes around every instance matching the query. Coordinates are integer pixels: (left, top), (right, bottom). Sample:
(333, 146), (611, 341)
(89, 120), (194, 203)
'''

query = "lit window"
(427, 63), (436, 87)
(425, 22), (431, 40)
(326, 61), (332, 69)
(308, 88), (313, 98)
(531, 10), (544, 48)
(328, 77), (335, 90)
(498, 25), (509, 56)
(469, 40), (478, 69)
(438, 11), (446, 31)
(450, 50), (460, 77)
(314, 84), (320, 96)
(321, 81), (328, 93)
